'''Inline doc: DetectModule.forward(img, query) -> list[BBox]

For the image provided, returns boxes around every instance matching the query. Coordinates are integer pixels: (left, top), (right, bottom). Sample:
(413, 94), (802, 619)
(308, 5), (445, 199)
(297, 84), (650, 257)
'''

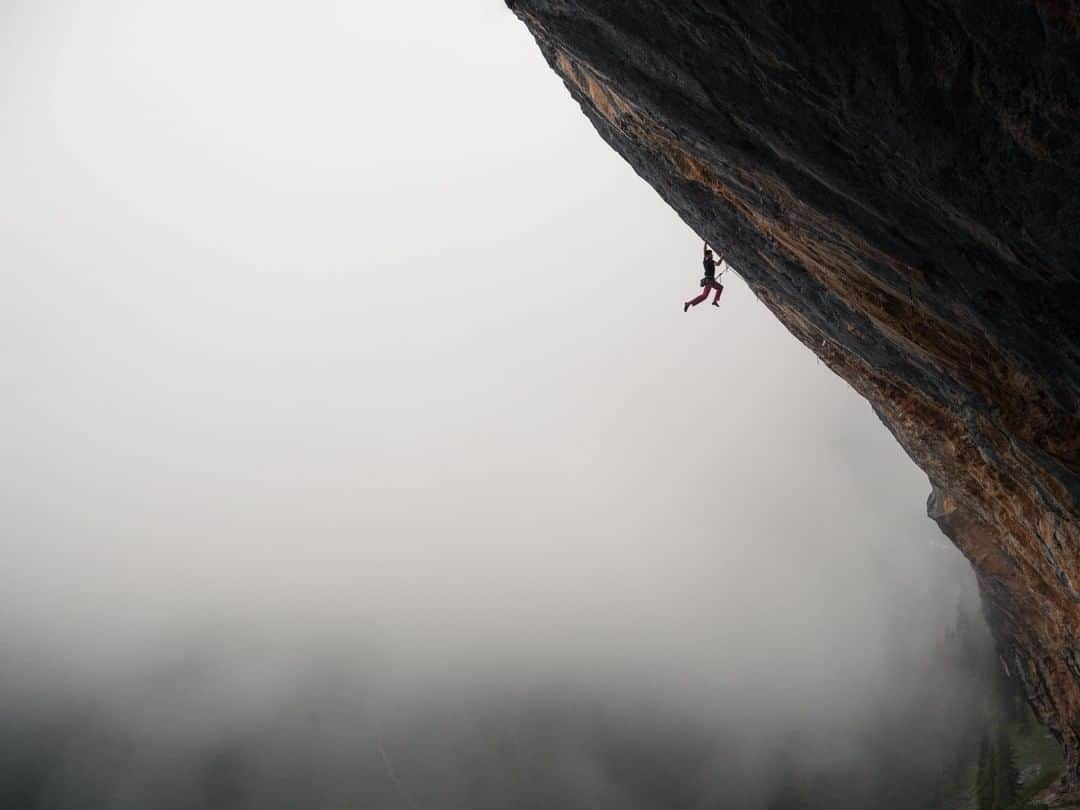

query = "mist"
(1, 1), (994, 807)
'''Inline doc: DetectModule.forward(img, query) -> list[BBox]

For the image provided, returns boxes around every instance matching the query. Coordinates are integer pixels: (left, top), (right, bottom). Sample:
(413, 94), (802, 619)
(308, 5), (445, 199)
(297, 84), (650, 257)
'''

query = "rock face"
(510, 0), (1080, 793)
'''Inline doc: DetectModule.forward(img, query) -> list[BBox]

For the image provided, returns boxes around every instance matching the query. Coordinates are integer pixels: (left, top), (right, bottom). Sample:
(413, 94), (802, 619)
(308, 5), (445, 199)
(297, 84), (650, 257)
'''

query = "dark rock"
(511, 0), (1080, 796)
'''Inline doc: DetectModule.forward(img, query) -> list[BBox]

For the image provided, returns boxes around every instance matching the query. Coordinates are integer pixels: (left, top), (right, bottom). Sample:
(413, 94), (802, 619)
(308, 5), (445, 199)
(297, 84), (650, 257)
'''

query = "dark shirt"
(703, 255), (717, 280)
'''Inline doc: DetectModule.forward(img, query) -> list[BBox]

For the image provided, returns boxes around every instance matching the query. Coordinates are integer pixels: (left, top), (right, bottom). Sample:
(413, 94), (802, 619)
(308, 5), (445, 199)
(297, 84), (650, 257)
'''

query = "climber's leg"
(685, 287), (710, 311)
(711, 282), (724, 306)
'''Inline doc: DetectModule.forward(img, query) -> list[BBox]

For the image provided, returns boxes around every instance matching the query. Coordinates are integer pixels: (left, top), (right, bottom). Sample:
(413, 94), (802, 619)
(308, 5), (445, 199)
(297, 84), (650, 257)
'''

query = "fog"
(1, 2), (992, 808)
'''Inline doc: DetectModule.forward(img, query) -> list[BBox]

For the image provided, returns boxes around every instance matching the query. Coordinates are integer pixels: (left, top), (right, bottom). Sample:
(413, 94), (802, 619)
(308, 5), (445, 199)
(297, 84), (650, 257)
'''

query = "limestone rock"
(510, 0), (1080, 794)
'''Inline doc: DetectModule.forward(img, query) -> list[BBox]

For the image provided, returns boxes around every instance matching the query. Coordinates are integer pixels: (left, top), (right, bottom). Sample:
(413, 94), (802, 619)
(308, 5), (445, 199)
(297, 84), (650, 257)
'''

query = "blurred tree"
(992, 729), (1019, 809)
(975, 734), (995, 810)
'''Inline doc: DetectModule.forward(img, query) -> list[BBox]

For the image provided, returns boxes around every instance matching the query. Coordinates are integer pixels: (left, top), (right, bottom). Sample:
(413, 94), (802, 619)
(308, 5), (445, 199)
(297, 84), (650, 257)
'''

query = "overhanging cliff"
(509, 0), (1080, 796)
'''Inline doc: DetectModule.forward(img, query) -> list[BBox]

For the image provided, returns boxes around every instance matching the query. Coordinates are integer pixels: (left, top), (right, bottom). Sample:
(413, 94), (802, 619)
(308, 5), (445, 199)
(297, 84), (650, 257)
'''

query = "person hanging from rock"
(684, 242), (725, 312)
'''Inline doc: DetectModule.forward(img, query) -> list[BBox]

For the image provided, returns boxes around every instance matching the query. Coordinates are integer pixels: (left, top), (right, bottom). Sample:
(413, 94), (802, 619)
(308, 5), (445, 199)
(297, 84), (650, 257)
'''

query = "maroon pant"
(686, 280), (723, 307)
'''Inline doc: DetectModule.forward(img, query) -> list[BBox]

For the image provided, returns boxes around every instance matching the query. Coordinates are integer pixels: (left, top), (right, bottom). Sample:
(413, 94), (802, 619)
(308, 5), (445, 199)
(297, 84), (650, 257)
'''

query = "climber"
(684, 242), (725, 312)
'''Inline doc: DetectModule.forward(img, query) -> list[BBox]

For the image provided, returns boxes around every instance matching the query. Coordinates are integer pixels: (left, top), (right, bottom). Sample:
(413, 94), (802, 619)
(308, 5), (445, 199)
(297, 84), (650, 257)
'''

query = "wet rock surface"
(510, 0), (1080, 794)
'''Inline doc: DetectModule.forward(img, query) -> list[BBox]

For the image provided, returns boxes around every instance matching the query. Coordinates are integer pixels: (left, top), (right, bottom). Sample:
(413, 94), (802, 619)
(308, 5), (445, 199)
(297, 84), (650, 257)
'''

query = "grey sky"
(1, 0), (977, 751)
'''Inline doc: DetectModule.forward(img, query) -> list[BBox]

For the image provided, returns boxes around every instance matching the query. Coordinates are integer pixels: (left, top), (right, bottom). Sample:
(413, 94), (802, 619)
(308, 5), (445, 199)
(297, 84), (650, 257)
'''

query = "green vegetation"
(974, 728), (1020, 809)
(1010, 765), (1061, 810)
(941, 603), (1066, 810)
(993, 729), (1019, 808)
(975, 734), (995, 810)
(969, 701), (1064, 810)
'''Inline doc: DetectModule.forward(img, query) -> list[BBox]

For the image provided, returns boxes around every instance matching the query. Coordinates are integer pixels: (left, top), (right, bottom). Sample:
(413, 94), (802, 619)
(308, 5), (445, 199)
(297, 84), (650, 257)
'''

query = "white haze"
(0, 1), (985, 807)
